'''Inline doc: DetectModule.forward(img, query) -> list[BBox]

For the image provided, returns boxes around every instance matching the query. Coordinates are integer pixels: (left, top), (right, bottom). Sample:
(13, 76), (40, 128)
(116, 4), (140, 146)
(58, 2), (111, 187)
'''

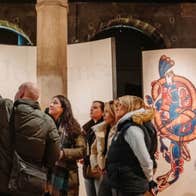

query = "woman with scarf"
(46, 95), (86, 196)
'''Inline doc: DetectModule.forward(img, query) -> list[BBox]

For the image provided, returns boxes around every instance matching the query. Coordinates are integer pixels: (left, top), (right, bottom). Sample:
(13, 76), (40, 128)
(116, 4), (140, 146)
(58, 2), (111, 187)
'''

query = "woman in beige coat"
(90, 100), (117, 196)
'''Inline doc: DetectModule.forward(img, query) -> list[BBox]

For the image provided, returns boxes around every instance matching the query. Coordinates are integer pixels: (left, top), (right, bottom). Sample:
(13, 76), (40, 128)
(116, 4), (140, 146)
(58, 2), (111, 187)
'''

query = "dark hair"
(93, 100), (104, 112)
(44, 107), (49, 114)
(53, 95), (81, 137)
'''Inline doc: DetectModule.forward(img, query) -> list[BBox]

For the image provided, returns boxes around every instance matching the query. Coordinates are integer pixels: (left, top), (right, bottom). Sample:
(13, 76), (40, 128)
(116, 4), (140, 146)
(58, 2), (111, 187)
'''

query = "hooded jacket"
(106, 108), (156, 193)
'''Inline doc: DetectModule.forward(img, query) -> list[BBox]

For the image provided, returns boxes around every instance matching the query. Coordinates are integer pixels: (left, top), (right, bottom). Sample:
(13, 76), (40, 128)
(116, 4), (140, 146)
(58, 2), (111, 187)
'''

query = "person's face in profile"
(104, 109), (114, 126)
(49, 97), (64, 120)
(115, 101), (127, 120)
(90, 102), (103, 121)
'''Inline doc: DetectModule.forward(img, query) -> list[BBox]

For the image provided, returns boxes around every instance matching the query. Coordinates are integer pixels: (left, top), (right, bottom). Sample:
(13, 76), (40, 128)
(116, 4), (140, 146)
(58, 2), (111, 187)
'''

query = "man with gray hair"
(10, 82), (61, 195)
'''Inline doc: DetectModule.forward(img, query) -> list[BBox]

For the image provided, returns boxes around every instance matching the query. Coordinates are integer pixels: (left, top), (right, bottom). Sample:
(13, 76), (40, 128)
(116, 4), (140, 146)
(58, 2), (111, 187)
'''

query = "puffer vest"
(106, 119), (155, 193)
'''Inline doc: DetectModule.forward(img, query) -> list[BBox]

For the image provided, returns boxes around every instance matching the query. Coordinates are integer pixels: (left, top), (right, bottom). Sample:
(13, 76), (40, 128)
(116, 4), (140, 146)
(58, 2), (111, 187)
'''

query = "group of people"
(0, 81), (158, 196)
(0, 82), (85, 196)
(82, 96), (158, 196)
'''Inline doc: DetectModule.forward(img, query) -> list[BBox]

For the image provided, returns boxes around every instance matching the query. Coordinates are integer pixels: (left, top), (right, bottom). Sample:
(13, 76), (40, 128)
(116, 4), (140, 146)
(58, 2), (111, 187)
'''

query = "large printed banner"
(143, 49), (196, 196)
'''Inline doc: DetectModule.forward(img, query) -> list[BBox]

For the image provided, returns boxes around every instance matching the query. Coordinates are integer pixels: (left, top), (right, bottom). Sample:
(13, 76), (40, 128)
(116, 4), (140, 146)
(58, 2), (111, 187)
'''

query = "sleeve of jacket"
(90, 138), (98, 169)
(0, 98), (13, 125)
(44, 117), (61, 168)
(0, 99), (14, 150)
(124, 126), (153, 181)
(61, 134), (86, 161)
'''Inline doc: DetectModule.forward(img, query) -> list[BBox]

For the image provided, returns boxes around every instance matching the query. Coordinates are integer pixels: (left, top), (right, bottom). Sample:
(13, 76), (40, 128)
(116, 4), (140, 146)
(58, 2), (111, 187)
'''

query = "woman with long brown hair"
(46, 95), (86, 196)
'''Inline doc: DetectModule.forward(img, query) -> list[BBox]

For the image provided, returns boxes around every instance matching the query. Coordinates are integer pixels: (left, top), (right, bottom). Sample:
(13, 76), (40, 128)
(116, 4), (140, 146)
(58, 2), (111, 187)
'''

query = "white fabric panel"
(67, 38), (114, 125)
(0, 44), (36, 100)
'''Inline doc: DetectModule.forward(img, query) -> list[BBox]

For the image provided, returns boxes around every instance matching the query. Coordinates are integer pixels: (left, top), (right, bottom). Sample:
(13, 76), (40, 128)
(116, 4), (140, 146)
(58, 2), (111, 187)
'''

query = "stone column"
(36, 0), (68, 108)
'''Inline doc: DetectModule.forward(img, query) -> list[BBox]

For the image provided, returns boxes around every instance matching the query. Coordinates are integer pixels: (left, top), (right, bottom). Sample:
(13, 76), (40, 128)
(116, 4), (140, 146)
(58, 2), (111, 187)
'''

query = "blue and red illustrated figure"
(145, 55), (196, 191)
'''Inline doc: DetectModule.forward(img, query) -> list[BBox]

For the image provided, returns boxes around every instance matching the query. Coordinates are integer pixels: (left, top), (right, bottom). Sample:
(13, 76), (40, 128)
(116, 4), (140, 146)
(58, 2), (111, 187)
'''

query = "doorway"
(92, 25), (166, 97)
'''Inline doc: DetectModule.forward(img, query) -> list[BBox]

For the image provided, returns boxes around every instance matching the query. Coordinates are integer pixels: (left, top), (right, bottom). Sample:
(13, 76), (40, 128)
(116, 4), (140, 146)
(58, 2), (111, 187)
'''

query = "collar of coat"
(14, 99), (41, 110)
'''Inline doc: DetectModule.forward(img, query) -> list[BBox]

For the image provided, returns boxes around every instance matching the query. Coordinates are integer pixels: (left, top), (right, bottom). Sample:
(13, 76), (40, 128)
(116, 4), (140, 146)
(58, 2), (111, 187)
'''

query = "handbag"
(8, 151), (46, 195)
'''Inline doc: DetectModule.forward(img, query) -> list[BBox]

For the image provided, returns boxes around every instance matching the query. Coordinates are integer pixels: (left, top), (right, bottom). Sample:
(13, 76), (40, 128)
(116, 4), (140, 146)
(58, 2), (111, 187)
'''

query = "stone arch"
(88, 16), (171, 48)
(0, 20), (33, 45)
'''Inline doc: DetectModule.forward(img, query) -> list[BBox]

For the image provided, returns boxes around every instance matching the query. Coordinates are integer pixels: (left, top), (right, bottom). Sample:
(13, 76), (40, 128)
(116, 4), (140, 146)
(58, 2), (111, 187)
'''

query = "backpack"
(143, 121), (158, 168)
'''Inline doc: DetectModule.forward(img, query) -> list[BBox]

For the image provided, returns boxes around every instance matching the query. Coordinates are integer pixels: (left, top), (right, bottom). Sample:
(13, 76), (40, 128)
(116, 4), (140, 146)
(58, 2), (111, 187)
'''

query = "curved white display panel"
(67, 38), (115, 125)
(0, 44), (36, 100)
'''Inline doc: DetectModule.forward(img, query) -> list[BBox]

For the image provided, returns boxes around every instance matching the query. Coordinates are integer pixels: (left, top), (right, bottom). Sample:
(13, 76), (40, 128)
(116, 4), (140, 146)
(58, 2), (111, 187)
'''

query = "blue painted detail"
(0, 25), (32, 45)
(18, 34), (24, 45)
(159, 57), (174, 77)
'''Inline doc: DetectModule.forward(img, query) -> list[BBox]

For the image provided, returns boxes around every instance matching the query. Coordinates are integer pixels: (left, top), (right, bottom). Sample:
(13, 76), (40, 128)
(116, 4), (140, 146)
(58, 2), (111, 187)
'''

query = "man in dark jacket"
(0, 95), (14, 195)
(11, 82), (61, 195)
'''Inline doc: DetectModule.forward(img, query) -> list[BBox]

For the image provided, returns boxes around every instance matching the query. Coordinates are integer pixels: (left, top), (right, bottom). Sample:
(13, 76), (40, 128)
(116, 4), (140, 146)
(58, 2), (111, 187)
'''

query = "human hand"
(154, 151), (159, 160)
(59, 150), (64, 160)
(91, 166), (102, 175)
(149, 180), (158, 196)
(78, 158), (84, 164)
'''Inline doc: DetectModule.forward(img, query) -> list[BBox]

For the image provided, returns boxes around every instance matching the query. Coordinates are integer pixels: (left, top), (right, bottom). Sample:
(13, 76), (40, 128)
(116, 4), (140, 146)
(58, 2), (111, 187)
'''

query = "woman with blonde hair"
(106, 95), (158, 196)
(90, 100), (117, 196)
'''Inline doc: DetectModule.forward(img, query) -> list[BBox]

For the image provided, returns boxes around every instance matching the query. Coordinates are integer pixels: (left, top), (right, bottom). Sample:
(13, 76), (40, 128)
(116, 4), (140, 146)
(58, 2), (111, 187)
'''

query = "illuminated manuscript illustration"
(145, 55), (196, 191)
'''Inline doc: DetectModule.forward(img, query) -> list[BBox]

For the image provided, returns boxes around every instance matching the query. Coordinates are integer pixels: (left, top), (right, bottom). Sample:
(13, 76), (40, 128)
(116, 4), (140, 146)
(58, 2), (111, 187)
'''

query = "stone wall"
(0, 3), (36, 44)
(0, 2), (196, 48)
(68, 2), (196, 48)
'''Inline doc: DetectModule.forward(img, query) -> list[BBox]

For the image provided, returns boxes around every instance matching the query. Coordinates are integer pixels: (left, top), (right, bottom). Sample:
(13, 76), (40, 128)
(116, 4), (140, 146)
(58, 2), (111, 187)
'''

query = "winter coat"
(106, 109), (156, 194)
(0, 97), (13, 193)
(47, 123), (86, 196)
(82, 118), (103, 178)
(13, 99), (61, 169)
(90, 122), (116, 171)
